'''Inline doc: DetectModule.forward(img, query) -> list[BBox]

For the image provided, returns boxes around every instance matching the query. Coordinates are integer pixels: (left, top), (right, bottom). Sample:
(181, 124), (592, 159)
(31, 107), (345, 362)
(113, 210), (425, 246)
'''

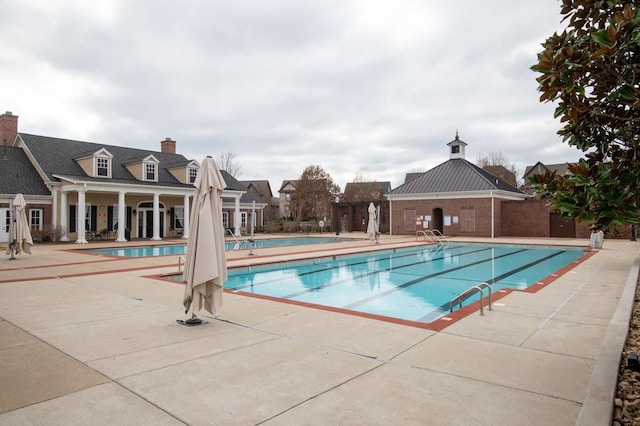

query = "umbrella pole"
(8, 198), (16, 260)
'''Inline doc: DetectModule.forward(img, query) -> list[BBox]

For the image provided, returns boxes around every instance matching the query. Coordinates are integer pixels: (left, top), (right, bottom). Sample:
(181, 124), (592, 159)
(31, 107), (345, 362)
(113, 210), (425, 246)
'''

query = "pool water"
(220, 243), (585, 324)
(85, 236), (349, 257)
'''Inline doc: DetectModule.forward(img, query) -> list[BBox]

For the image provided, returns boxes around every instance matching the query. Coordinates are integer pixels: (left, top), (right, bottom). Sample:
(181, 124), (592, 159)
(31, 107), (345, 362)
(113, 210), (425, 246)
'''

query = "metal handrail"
(178, 255), (185, 271)
(417, 229), (450, 248)
(416, 230), (436, 243)
(449, 282), (493, 316)
(226, 229), (246, 250)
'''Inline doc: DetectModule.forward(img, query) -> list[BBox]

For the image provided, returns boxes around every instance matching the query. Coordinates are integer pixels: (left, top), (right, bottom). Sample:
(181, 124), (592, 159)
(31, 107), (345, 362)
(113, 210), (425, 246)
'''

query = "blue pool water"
(85, 236), (348, 257)
(219, 243), (585, 324)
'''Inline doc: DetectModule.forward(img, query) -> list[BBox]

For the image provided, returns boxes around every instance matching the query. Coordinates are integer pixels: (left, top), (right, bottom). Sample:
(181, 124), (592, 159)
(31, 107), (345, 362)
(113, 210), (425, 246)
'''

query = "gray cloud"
(2, 0), (581, 191)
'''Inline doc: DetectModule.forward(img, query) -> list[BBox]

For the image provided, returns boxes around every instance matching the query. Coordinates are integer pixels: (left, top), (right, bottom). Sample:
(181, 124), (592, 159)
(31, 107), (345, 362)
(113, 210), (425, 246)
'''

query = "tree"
(290, 165), (341, 223)
(476, 151), (519, 187)
(352, 167), (373, 183)
(216, 152), (242, 177)
(530, 1), (640, 230)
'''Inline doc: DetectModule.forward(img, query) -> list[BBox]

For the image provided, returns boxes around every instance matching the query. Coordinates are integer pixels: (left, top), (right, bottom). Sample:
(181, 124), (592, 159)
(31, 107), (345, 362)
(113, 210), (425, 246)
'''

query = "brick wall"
(501, 199), (549, 237)
(390, 198), (503, 237)
(391, 197), (601, 239)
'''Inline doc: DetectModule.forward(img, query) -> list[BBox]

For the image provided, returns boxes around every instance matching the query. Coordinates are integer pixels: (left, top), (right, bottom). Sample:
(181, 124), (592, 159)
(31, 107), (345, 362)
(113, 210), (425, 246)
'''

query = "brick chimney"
(161, 137), (176, 154)
(0, 111), (18, 146)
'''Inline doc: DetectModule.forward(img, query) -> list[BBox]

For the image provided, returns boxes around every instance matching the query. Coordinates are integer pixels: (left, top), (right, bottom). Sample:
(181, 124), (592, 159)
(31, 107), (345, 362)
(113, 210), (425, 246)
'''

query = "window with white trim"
(85, 205), (92, 231)
(173, 206), (184, 230)
(145, 163), (157, 181)
(222, 211), (229, 229)
(189, 167), (198, 184)
(97, 157), (109, 177)
(30, 209), (43, 231)
(240, 212), (248, 231)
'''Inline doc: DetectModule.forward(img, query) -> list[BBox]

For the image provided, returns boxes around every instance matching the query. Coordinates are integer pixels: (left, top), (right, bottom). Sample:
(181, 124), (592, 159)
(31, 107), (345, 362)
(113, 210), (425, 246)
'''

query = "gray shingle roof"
(389, 159), (525, 195)
(221, 171), (264, 204)
(523, 162), (572, 178)
(343, 181), (391, 202)
(0, 146), (50, 195)
(19, 133), (193, 189)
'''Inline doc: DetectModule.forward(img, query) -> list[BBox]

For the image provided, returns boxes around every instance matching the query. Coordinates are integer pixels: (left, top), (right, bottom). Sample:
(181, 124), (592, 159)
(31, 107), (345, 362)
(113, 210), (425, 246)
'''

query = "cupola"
(447, 131), (467, 160)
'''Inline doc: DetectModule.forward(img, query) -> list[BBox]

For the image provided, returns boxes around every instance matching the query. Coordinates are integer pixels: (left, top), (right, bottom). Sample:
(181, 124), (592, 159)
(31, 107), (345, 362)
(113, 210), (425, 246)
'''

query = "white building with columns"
(1, 111), (264, 243)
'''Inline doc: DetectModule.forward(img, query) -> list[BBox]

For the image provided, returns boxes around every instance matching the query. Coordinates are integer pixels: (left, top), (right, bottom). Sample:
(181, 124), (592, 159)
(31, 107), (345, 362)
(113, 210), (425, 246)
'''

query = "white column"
(76, 189), (87, 244)
(234, 196), (241, 236)
(51, 186), (58, 231)
(60, 191), (69, 241)
(388, 199), (393, 236)
(116, 191), (127, 242)
(182, 194), (190, 239)
(151, 193), (161, 240)
(490, 191), (495, 239)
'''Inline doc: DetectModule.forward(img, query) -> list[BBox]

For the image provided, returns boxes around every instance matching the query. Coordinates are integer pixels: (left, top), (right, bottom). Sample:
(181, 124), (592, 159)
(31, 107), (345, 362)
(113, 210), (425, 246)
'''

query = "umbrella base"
(176, 317), (208, 326)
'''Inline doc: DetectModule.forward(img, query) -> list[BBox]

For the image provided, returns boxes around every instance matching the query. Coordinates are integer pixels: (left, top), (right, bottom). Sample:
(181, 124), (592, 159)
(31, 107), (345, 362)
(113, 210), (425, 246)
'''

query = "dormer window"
(75, 148), (113, 178)
(97, 157), (109, 177)
(146, 163), (157, 181)
(189, 167), (198, 183)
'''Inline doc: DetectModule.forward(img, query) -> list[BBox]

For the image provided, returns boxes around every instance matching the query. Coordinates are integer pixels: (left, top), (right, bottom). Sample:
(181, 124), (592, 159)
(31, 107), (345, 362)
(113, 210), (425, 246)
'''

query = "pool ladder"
(449, 282), (493, 316)
(416, 230), (450, 248)
(226, 229), (249, 250)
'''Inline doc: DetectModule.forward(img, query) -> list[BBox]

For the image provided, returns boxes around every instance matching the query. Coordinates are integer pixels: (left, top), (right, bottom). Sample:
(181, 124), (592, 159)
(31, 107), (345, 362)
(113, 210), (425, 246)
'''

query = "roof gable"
(279, 180), (298, 192)
(343, 181), (391, 202)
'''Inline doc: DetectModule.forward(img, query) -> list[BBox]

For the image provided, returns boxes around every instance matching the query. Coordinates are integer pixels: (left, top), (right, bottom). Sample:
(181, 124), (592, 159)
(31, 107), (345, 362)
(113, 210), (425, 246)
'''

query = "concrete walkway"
(0, 236), (637, 425)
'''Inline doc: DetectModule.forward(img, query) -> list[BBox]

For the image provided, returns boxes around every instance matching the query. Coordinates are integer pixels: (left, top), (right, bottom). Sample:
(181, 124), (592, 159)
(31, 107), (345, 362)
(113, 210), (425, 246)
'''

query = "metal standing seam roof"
(388, 159), (525, 195)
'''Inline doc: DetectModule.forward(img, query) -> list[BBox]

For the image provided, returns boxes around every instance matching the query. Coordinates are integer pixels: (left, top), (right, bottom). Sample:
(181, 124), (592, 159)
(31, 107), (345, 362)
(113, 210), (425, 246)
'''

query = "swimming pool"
(207, 243), (586, 326)
(85, 236), (350, 257)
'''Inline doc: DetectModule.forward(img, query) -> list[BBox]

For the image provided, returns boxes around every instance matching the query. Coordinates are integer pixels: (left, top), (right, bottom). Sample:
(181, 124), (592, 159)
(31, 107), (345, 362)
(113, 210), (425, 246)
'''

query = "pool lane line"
(340, 248), (529, 310)
(229, 245), (493, 294)
(422, 250), (567, 321)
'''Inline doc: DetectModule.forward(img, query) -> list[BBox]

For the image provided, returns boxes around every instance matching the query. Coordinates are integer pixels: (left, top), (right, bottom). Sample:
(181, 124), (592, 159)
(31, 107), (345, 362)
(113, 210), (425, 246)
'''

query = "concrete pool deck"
(0, 234), (638, 425)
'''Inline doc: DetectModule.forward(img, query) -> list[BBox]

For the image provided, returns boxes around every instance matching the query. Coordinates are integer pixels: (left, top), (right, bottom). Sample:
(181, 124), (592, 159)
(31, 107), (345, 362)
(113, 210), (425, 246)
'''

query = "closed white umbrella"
(6, 194), (33, 258)
(182, 157), (227, 324)
(367, 202), (379, 243)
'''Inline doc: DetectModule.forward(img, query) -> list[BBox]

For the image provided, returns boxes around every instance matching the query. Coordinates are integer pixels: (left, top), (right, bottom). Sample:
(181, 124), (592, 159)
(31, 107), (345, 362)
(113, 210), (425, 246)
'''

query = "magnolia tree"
(530, 1), (640, 231)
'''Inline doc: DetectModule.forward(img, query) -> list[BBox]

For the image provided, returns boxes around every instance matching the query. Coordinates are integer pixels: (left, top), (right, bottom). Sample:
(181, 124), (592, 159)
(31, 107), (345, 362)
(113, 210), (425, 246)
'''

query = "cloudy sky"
(1, 0), (579, 191)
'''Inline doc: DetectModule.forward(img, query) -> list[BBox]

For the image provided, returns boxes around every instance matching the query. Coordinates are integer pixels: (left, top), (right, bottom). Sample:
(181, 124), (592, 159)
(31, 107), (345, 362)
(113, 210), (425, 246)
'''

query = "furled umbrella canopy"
(367, 202), (379, 242)
(183, 157), (228, 317)
(6, 194), (33, 256)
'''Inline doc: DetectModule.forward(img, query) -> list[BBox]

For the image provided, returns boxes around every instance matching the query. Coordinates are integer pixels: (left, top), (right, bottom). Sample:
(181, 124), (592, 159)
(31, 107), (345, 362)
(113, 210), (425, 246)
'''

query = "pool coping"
(150, 242), (596, 332)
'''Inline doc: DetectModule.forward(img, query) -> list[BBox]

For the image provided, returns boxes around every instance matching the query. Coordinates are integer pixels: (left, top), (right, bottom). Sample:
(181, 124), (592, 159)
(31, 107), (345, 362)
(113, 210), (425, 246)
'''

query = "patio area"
(0, 235), (637, 425)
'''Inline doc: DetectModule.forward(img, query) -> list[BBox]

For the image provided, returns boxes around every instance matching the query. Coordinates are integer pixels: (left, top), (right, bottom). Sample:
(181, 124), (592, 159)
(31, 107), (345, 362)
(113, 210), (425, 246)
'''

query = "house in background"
(522, 162), (572, 185)
(0, 111), (262, 242)
(386, 134), (529, 238)
(338, 181), (391, 234)
(278, 180), (298, 219)
(482, 165), (518, 188)
(240, 179), (279, 224)
(518, 160), (595, 239)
